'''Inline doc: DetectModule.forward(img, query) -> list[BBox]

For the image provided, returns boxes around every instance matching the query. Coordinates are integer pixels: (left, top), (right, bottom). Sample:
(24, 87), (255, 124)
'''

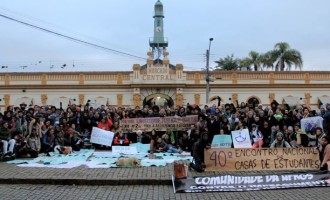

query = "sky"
(0, 0), (330, 72)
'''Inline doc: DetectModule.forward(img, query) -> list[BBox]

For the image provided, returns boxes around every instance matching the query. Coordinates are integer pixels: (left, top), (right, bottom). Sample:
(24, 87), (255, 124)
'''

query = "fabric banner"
(120, 115), (198, 132)
(172, 172), (330, 193)
(231, 129), (252, 148)
(301, 116), (323, 133)
(204, 147), (320, 172)
(211, 135), (232, 148)
(90, 127), (114, 146)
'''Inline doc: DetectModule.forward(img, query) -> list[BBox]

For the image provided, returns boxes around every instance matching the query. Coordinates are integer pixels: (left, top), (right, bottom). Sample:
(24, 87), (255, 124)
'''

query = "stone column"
(232, 93), (238, 107)
(117, 94), (123, 107)
(4, 94), (10, 108)
(194, 94), (201, 105)
(41, 94), (47, 105)
(79, 94), (85, 106)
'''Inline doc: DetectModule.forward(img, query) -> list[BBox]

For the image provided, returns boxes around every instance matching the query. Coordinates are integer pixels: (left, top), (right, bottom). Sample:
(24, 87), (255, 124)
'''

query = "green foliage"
(214, 54), (239, 71)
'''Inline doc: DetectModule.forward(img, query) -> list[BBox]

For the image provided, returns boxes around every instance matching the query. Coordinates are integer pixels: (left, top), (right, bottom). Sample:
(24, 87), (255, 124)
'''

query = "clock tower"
(149, 0), (168, 59)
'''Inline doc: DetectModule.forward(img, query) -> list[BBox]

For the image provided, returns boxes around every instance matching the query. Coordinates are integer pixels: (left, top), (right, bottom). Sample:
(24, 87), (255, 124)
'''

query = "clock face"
(155, 26), (162, 32)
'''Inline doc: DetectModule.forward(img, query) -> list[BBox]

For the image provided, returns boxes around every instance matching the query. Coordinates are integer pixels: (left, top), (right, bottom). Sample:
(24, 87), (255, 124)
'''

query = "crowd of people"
(0, 97), (330, 172)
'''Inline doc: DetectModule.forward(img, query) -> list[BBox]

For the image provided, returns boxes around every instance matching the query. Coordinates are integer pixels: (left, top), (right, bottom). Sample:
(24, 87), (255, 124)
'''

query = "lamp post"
(205, 38), (214, 104)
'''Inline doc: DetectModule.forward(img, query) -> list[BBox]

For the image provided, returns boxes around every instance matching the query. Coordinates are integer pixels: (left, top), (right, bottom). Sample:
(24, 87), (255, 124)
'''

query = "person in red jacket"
(97, 117), (113, 131)
(113, 132), (129, 146)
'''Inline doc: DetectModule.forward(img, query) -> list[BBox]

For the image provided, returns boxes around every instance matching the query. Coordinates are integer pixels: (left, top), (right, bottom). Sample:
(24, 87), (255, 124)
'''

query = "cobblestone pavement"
(0, 184), (329, 200)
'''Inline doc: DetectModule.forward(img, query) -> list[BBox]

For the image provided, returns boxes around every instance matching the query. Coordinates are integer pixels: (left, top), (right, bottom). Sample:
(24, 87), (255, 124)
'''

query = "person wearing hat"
(270, 132), (291, 148)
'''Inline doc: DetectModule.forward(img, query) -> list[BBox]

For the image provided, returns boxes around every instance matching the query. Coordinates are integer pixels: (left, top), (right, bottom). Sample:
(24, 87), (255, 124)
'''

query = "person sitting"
(14, 130), (29, 158)
(26, 129), (41, 158)
(113, 132), (130, 146)
(270, 132), (291, 148)
(134, 130), (150, 144)
(41, 127), (56, 153)
(178, 131), (191, 152)
(154, 136), (169, 153)
(250, 123), (263, 148)
(319, 136), (330, 170)
(0, 121), (16, 159)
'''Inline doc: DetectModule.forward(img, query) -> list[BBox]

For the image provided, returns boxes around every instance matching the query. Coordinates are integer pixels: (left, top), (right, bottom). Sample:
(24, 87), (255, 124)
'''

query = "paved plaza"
(0, 161), (330, 200)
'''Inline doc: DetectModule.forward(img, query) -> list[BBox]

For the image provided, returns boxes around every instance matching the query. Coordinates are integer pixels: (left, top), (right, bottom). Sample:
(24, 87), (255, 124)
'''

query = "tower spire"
(149, 0), (168, 60)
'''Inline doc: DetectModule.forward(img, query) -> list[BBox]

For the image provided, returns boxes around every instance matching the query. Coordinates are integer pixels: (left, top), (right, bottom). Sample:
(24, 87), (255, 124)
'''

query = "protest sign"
(211, 135), (232, 148)
(231, 129), (252, 148)
(120, 115), (198, 132)
(204, 147), (320, 172)
(90, 127), (114, 146)
(301, 116), (323, 133)
(112, 146), (138, 154)
(172, 172), (330, 193)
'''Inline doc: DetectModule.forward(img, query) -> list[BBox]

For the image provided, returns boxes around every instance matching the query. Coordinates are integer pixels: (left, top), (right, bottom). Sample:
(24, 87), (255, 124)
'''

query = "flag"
(170, 128), (175, 144)
(29, 98), (34, 107)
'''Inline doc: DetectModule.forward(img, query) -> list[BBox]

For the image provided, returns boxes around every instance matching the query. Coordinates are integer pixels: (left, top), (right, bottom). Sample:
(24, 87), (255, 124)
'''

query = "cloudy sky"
(0, 0), (329, 72)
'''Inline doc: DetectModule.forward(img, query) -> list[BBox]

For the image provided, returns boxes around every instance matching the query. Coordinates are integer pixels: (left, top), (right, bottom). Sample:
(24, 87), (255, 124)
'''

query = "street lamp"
(205, 38), (214, 104)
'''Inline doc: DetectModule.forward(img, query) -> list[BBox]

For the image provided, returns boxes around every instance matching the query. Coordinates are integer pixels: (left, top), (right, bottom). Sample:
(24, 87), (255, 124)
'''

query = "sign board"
(204, 147), (320, 172)
(121, 115), (198, 132)
(90, 127), (114, 146)
(211, 135), (232, 148)
(301, 116), (323, 133)
(112, 146), (138, 154)
(172, 172), (330, 193)
(231, 129), (252, 148)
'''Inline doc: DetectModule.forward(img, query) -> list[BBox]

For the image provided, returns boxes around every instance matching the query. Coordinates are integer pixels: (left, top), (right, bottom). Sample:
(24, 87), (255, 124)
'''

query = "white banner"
(90, 127), (115, 146)
(301, 116), (323, 133)
(112, 146), (138, 154)
(231, 129), (252, 148)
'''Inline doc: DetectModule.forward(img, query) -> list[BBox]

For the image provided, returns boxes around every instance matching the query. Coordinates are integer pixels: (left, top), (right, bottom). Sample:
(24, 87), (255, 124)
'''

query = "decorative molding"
(4, 94), (10, 108)
(232, 93), (238, 107)
(269, 93), (275, 103)
(176, 93), (183, 107)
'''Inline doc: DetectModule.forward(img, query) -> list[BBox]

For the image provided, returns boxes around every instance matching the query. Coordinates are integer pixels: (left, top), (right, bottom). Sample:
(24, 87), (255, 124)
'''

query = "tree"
(265, 42), (303, 71)
(214, 54), (239, 71)
(243, 51), (263, 71)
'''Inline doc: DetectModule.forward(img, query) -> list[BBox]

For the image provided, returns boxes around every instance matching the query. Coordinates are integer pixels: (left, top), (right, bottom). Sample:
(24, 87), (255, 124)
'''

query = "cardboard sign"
(204, 147), (320, 172)
(112, 146), (138, 154)
(120, 115), (198, 131)
(231, 129), (252, 148)
(211, 135), (232, 148)
(301, 116), (323, 133)
(90, 127), (114, 146)
(172, 172), (330, 193)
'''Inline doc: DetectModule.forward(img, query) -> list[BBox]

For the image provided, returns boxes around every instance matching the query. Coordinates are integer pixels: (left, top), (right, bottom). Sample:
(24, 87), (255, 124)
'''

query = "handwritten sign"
(301, 116), (323, 133)
(121, 115), (198, 132)
(211, 135), (232, 148)
(90, 127), (114, 146)
(231, 129), (252, 148)
(112, 146), (138, 154)
(205, 147), (320, 172)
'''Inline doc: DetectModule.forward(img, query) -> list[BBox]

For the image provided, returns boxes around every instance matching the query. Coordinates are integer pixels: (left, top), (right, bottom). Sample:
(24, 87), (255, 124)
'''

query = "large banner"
(301, 116), (323, 133)
(172, 172), (330, 193)
(120, 115), (198, 131)
(231, 129), (252, 148)
(90, 127), (115, 146)
(211, 135), (232, 148)
(205, 147), (320, 172)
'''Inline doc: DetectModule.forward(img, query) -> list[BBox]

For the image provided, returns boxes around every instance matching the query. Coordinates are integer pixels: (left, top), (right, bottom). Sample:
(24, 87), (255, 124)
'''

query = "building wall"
(1, 71), (330, 110)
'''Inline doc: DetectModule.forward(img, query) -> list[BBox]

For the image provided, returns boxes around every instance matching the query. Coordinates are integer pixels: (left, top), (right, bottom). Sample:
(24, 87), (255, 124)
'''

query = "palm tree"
(214, 54), (239, 71)
(266, 42), (303, 71)
(245, 51), (263, 71)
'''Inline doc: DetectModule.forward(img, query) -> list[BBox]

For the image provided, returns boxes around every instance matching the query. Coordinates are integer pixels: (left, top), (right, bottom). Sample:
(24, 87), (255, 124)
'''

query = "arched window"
(247, 97), (260, 108)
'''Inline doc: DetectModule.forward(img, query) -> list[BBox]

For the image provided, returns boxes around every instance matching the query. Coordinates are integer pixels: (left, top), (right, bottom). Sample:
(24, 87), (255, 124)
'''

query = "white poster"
(112, 146), (138, 154)
(90, 127), (114, 146)
(301, 116), (323, 133)
(231, 129), (252, 148)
